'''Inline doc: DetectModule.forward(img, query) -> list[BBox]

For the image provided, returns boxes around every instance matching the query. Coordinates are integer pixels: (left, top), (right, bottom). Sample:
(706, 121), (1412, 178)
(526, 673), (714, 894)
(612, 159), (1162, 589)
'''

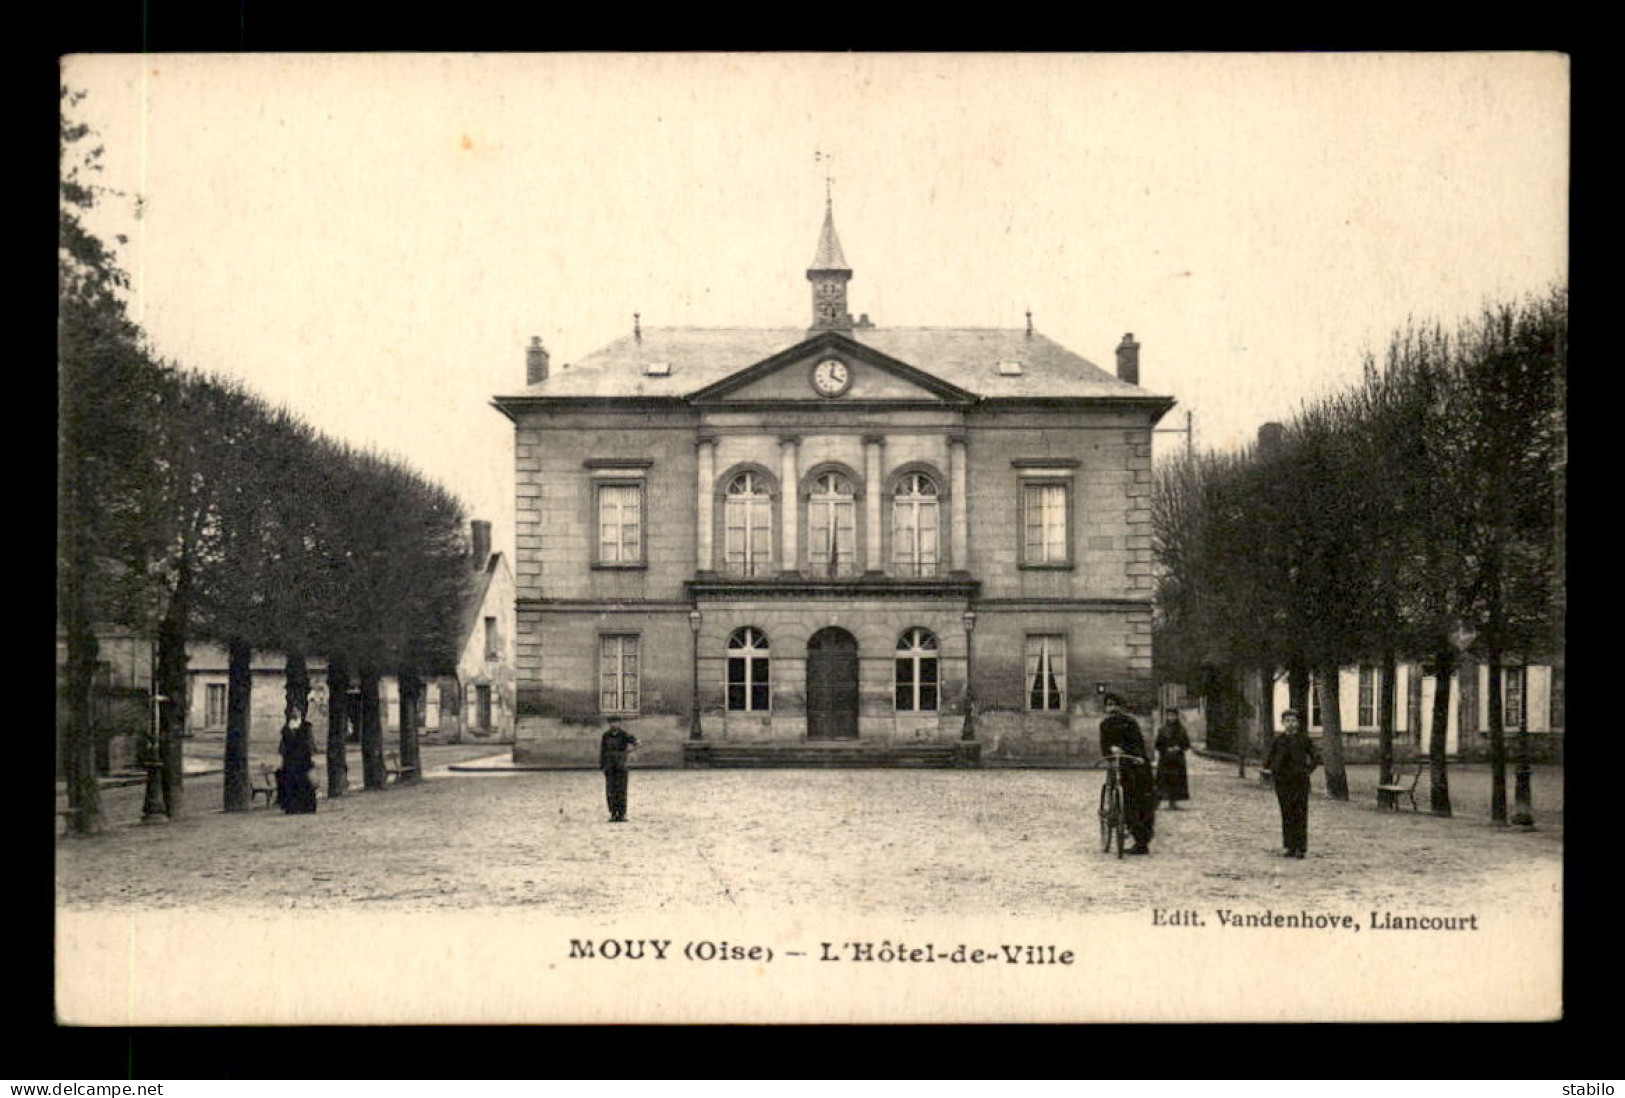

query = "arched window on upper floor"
(807, 470), (858, 577)
(723, 472), (774, 576)
(892, 472), (941, 577)
(727, 627), (771, 712)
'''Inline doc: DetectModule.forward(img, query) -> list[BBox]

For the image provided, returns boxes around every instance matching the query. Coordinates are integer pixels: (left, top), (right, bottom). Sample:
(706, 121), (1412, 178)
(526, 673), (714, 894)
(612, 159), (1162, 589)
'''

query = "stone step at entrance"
(684, 741), (980, 769)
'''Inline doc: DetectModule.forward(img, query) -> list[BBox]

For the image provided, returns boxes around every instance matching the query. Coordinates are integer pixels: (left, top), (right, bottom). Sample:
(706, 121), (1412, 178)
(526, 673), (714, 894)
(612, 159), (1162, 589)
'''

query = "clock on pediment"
(810, 357), (853, 397)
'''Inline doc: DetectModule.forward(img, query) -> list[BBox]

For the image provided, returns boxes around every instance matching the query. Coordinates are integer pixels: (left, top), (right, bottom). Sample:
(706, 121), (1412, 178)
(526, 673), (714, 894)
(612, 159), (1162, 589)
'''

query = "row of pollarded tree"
(59, 86), (470, 835)
(1152, 287), (1565, 820)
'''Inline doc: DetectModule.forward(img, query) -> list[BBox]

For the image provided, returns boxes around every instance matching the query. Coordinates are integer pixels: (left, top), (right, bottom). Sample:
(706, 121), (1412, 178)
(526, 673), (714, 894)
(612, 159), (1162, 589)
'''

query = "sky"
(62, 52), (1569, 562)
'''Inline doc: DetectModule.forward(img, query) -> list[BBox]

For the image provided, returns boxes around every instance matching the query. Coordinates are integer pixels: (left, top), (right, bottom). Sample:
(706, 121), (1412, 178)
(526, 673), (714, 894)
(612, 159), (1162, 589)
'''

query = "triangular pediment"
(689, 331), (975, 406)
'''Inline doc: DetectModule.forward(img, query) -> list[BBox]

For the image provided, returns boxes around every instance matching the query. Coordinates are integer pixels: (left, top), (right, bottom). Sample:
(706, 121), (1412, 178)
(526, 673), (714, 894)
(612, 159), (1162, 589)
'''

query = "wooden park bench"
(1377, 758), (1426, 813)
(384, 750), (418, 784)
(251, 765), (279, 807)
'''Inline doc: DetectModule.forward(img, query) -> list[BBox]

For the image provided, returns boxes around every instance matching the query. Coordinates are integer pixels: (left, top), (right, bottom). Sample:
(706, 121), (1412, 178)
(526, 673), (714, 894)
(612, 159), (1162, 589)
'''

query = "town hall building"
(493, 201), (1175, 766)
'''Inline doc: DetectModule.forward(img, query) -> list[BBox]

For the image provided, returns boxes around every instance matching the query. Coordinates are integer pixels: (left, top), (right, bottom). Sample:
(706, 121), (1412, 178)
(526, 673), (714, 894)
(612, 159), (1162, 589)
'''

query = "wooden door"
(806, 627), (859, 740)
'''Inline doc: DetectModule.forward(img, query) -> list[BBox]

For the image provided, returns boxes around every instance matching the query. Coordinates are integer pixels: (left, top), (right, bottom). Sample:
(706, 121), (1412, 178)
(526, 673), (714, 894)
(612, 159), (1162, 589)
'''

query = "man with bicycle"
(1099, 693), (1156, 856)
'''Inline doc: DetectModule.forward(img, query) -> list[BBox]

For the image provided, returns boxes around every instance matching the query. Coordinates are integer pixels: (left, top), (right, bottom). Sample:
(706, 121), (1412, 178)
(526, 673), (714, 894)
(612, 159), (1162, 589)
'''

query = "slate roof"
(499, 327), (1168, 402)
(455, 553), (504, 661)
(810, 203), (850, 270)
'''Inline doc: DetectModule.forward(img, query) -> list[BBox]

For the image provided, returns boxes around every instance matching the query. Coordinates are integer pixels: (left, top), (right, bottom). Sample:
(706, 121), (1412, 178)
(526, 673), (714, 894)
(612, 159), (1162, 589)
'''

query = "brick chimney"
(1257, 422), (1285, 453)
(1115, 333), (1141, 386)
(470, 520), (493, 571)
(526, 337), (550, 385)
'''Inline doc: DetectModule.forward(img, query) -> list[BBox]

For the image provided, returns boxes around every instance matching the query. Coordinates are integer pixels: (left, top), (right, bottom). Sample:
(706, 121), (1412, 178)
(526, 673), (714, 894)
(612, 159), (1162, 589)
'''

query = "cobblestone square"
(57, 752), (1562, 918)
(55, 751), (1563, 1024)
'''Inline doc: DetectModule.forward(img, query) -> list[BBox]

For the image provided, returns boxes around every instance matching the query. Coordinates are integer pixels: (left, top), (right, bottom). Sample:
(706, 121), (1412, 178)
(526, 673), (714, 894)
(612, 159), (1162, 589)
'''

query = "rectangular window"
(599, 635), (640, 713)
(484, 616), (499, 661)
(1358, 665), (1377, 727)
(895, 656), (914, 711)
(1021, 483), (1069, 565)
(1406, 667), (1423, 746)
(205, 683), (227, 728)
(727, 656), (771, 711)
(1550, 667), (1565, 729)
(1504, 667), (1525, 729)
(1309, 675), (1323, 728)
(476, 684), (492, 730)
(597, 483), (644, 566)
(918, 654), (939, 712)
(1460, 672), (1478, 735)
(1025, 635), (1066, 712)
(893, 659), (940, 711)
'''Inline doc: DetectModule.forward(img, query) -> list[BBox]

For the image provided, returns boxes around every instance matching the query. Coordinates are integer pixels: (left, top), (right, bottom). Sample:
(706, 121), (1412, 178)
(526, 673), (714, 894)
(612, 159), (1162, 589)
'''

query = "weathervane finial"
(815, 149), (834, 208)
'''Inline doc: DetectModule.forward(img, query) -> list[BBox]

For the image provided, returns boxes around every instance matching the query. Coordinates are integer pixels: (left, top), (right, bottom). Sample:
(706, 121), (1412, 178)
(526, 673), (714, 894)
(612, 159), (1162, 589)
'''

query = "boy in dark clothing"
(1265, 709), (1321, 857)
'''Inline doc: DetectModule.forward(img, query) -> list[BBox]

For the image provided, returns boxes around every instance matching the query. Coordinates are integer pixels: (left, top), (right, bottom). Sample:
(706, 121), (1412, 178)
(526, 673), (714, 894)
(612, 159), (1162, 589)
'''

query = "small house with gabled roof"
(185, 519), (516, 745)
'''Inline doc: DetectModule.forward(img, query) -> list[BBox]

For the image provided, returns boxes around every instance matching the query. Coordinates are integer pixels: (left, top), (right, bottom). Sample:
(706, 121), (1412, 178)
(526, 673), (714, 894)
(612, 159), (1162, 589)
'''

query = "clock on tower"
(806, 197), (853, 332)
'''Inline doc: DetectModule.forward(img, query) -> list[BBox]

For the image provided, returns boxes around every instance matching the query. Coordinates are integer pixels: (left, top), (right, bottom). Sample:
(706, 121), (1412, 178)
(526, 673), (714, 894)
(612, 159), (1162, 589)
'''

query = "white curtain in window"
(808, 472), (857, 576)
(1025, 635), (1065, 711)
(724, 473), (773, 576)
(598, 484), (642, 563)
(892, 474), (940, 576)
(1023, 484), (1066, 562)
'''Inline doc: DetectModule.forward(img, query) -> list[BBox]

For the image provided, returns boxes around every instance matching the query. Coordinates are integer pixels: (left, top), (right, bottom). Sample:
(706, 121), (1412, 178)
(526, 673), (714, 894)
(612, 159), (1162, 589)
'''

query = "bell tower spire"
(807, 153), (852, 332)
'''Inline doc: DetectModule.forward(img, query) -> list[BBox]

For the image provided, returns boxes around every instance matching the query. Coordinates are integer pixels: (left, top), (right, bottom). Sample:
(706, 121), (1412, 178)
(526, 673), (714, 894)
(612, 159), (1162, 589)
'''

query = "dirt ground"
(56, 753), (1562, 919)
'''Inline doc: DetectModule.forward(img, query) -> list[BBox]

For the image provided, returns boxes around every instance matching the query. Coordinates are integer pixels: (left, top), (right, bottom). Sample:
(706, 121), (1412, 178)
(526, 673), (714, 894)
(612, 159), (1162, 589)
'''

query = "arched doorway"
(806, 627), (859, 740)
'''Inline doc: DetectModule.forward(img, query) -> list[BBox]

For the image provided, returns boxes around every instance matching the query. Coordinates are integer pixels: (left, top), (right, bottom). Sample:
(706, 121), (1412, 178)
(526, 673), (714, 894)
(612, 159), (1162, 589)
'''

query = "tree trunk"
(1486, 647), (1508, 824)
(1377, 649), (1398, 809)
(359, 664), (386, 790)
(223, 638), (253, 811)
(1512, 655), (1535, 825)
(325, 659), (350, 798)
(398, 670), (423, 784)
(284, 651), (310, 721)
(1251, 662), (1275, 779)
(1314, 665), (1350, 800)
(61, 597), (105, 836)
(156, 569), (190, 818)
(1428, 648), (1453, 817)
(1287, 661), (1309, 730)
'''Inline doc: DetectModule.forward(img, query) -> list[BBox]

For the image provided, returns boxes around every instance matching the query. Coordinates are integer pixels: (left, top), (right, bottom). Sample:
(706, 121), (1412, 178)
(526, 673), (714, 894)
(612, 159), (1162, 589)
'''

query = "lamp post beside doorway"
(689, 608), (704, 740)
(961, 609), (977, 741)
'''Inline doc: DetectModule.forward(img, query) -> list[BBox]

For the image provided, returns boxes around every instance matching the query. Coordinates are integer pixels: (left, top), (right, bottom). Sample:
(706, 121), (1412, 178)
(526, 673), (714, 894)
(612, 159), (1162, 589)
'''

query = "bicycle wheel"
(1110, 783), (1126, 859)
(1099, 781), (1115, 852)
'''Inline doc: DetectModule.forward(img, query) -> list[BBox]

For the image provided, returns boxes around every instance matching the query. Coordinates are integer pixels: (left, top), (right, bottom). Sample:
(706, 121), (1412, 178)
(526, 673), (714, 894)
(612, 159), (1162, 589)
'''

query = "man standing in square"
(599, 723), (639, 823)
(1266, 708), (1321, 858)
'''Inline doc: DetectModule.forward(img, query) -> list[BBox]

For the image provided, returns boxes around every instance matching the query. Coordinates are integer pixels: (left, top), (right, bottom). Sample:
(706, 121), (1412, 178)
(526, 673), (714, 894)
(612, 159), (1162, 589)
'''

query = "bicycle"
(1096, 752), (1145, 859)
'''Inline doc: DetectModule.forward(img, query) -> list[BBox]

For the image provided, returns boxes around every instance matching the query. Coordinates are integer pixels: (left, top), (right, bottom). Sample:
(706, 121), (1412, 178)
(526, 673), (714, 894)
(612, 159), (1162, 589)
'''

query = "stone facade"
(497, 208), (1175, 766)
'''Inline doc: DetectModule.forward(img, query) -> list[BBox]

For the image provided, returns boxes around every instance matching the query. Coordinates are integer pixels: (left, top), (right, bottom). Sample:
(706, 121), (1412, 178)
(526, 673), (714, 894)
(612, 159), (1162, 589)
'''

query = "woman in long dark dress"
(1155, 709), (1192, 809)
(277, 708), (319, 814)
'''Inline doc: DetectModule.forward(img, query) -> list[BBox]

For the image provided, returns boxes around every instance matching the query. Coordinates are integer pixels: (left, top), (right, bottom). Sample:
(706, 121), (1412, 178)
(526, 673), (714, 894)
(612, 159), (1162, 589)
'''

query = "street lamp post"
(140, 683), (169, 824)
(688, 608), (704, 740)
(961, 609), (977, 741)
